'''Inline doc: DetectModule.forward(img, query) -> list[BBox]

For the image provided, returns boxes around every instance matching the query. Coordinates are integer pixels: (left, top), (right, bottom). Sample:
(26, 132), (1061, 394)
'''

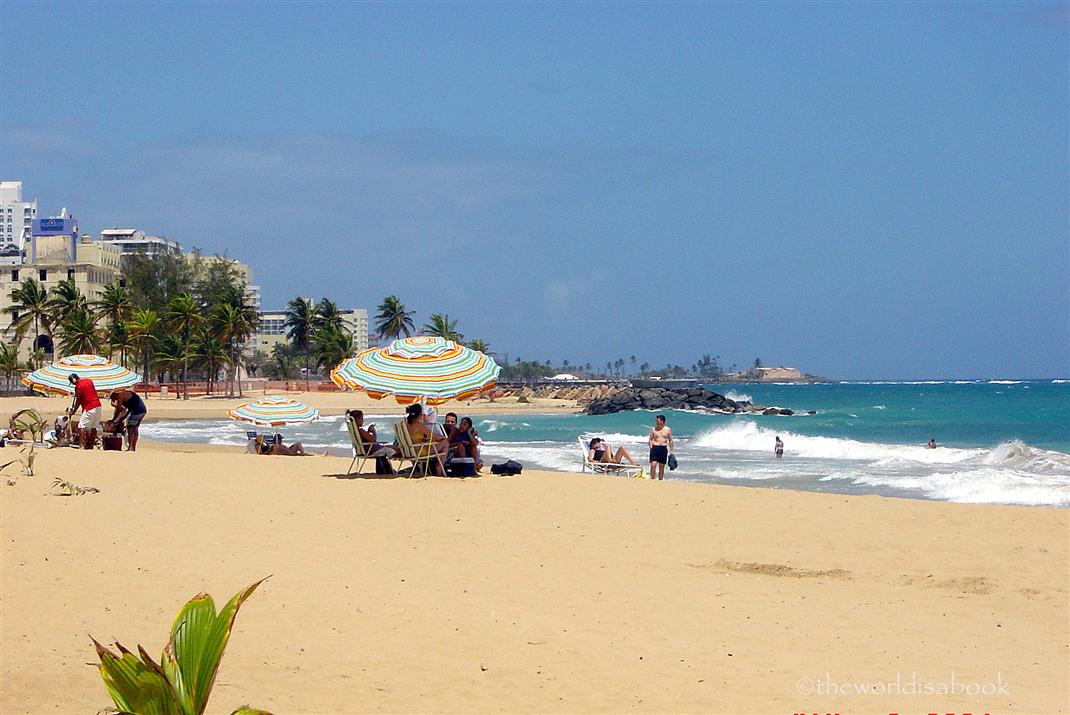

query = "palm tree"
(211, 302), (255, 396)
(6, 278), (52, 367)
(47, 278), (90, 328)
(164, 292), (203, 399)
(466, 338), (491, 355)
(0, 341), (19, 390)
(284, 296), (316, 387)
(375, 295), (415, 340)
(211, 287), (258, 394)
(105, 319), (137, 367)
(92, 283), (133, 331)
(193, 329), (228, 395)
(423, 313), (463, 342)
(151, 335), (184, 384)
(56, 310), (101, 355)
(314, 298), (344, 333)
(312, 323), (354, 372)
(127, 309), (160, 382)
(269, 343), (298, 380)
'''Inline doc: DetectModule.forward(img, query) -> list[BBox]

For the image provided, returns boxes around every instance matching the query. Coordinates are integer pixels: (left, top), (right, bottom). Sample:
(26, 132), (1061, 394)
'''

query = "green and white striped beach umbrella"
(22, 354), (141, 396)
(227, 395), (320, 427)
(330, 336), (500, 405)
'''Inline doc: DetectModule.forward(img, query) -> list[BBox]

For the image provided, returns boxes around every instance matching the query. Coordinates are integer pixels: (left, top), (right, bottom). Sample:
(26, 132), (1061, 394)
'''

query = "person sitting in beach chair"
(258, 433), (309, 456)
(345, 409), (397, 474)
(588, 437), (638, 467)
(449, 416), (483, 472)
(402, 403), (448, 475)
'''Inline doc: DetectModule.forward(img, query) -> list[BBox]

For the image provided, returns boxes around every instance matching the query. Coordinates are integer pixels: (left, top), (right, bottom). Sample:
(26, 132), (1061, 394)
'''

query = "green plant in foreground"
(91, 578), (272, 715)
(48, 478), (99, 496)
(1, 442), (37, 479)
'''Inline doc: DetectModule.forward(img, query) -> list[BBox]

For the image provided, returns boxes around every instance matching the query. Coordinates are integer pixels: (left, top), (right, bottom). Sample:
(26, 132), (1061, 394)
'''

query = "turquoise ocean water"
(142, 380), (1069, 507)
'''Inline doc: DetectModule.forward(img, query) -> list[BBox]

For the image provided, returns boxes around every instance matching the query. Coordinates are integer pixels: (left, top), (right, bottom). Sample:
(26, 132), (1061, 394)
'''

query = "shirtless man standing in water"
(648, 414), (674, 481)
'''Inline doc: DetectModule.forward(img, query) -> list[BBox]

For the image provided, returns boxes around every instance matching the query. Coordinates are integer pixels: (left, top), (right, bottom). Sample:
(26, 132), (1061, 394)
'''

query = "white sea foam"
(725, 389), (752, 403)
(848, 468), (1070, 507)
(690, 421), (980, 464)
(988, 380), (1022, 385)
(1053, 379), (1068, 384)
(872, 405), (886, 410)
(480, 441), (579, 472)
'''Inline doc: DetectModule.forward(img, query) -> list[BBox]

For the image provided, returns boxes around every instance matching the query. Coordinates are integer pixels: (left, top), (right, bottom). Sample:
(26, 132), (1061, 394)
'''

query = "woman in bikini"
(588, 437), (637, 466)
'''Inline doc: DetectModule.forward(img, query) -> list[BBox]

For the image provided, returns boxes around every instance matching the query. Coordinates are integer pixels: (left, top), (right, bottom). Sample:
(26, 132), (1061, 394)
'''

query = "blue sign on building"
(31, 217), (77, 236)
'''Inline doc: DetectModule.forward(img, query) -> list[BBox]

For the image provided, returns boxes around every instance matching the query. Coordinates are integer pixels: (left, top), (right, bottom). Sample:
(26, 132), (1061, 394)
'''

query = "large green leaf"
(92, 638), (183, 715)
(161, 578), (268, 715)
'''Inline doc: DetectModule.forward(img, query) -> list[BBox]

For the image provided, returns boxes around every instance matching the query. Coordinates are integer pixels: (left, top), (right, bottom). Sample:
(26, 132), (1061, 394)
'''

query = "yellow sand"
(1, 440), (1065, 714)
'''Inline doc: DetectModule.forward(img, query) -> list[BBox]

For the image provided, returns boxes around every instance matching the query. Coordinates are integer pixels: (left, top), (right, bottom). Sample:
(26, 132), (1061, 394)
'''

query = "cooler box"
(102, 435), (124, 451)
(446, 457), (476, 477)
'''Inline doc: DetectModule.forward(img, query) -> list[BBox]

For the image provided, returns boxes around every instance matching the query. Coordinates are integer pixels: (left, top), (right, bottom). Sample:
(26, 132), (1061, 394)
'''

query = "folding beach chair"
(578, 435), (643, 476)
(394, 421), (441, 477)
(344, 413), (373, 475)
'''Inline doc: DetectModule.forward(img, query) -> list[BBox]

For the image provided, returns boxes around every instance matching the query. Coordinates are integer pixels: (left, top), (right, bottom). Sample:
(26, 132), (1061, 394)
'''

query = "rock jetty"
(583, 386), (804, 416)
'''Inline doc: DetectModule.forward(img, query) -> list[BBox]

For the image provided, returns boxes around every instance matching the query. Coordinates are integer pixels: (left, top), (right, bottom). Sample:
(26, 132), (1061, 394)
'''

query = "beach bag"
(667, 453), (678, 471)
(491, 459), (523, 476)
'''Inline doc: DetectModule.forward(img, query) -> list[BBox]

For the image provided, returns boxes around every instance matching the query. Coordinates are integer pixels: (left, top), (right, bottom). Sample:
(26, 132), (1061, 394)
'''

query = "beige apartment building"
(0, 234), (122, 358)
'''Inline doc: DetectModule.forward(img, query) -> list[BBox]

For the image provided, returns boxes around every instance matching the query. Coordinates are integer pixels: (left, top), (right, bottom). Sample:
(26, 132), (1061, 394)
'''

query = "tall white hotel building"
(0, 181), (37, 265)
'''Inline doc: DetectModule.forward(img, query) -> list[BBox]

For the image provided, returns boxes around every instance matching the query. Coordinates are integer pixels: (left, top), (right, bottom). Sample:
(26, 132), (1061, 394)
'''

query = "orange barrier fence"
(133, 380), (335, 397)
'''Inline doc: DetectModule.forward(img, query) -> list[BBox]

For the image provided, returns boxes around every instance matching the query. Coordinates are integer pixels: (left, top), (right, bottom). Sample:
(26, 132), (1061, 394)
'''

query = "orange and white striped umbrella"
(22, 354), (141, 396)
(226, 395), (320, 426)
(330, 336), (499, 405)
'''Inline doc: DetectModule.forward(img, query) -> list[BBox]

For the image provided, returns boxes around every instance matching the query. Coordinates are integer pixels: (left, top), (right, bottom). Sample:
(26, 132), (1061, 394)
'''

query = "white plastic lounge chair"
(578, 435), (643, 476)
(394, 421), (442, 477)
(245, 430), (259, 454)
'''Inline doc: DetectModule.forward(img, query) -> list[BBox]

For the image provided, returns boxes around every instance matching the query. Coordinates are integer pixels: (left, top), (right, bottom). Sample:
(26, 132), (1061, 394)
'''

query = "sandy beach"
(1, 437), (1066, 714)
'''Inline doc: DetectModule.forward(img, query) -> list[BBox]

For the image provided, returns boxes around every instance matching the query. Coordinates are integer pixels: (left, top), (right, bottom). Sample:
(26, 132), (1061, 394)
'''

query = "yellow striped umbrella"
(23, 354), (141, 396)
(330, 336), (500, 405)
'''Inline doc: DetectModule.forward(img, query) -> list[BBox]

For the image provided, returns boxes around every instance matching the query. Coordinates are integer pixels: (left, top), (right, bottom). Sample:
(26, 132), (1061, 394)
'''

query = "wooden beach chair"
(393, 421), (441, 477)
(578, 435), (643, 476)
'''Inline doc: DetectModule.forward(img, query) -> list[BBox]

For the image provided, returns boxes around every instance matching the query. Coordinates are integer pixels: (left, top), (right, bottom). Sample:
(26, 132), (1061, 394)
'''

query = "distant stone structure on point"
(727, 366), (806, 382)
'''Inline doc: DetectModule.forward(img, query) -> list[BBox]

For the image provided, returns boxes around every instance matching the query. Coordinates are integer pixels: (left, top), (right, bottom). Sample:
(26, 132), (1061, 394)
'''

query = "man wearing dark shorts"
(109, 388), (148, 452)
(648, 414), (674, 481)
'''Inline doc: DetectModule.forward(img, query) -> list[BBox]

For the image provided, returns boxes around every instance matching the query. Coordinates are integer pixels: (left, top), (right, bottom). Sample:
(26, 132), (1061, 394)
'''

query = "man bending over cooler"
(67, 373), (101, 449)
(109, 388), (148, 451)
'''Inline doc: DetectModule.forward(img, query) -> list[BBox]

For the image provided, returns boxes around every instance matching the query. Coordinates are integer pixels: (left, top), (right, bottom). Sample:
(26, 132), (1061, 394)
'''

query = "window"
(39, 269), (47, 281)
(67, 268), (75, 280)
(12, 269), (18, 281)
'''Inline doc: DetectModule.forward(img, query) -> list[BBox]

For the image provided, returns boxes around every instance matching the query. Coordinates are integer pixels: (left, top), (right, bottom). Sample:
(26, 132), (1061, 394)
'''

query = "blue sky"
(2, 1), (1067, 379)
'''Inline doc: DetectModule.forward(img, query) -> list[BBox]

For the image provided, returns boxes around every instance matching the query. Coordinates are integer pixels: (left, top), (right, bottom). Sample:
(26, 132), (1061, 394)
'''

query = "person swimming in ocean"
(774, 436), (784, 459)
(927, 438), (938, 449)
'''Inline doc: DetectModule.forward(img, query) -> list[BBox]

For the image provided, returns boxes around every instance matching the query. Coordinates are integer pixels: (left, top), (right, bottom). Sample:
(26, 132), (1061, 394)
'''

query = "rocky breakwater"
(584, 386), (808, 416)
